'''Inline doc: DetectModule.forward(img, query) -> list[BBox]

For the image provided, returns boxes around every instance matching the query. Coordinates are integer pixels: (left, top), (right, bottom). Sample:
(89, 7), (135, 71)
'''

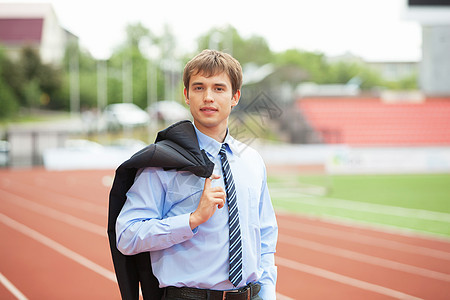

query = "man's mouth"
(200, 107), (218, 112)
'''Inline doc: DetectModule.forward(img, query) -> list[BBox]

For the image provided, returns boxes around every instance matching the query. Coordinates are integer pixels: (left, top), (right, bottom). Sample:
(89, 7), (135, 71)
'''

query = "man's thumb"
(204, 174), (220, 189)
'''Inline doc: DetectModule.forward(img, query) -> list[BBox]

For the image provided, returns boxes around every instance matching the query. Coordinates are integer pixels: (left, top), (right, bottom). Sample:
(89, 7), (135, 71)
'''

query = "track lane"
(276, 262), (395, 300)
(277, 218), (450, 261)
(276, 239), (447, 299)
(1, 169), (450, 299)
(0, 216), (120, 299)
(0, 197), (113, 271)
(276, 214), (450, 299)
(278, 223), (450, 275)
(0, 271), (27, 300)
(0, 177), (107, 223)
(277, 213), (450, 251)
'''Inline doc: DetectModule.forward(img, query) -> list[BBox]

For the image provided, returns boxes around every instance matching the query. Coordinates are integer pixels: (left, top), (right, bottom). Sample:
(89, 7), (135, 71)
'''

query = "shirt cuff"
(258, 283), (276, 300)
(168, 213), (196, 244)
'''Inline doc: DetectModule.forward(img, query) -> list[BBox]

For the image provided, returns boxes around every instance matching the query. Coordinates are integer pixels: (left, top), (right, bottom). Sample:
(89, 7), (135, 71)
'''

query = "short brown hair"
(183, 49), (243, 96)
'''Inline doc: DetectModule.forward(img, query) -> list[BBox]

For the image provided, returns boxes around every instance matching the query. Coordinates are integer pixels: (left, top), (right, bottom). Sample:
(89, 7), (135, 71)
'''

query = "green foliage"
(384, 73), (418, 90)
(0, 80), (19, 118)
(327, 61), (384, 88)
(38, 63), (63, 98)
(19, 47), (62, 105)
(79, 71), (98, 108)
(196, 25), (273, 65)
(0, 47), (20, 118)
(20, 46), (41, 80)
(52, 74), (70, 110)
(106, 22), (169, 108)
(0, 45), (62, 118)
(22, 80), (41, 108)
(273, 49), (388, 89)
(1, 22), (419, 120)
(274, 49), (329, 83)
(125, 22), (152, 49)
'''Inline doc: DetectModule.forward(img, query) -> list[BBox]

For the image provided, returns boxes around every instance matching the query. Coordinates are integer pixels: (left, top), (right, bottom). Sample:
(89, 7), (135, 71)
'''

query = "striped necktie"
(219, 143), (243, 287)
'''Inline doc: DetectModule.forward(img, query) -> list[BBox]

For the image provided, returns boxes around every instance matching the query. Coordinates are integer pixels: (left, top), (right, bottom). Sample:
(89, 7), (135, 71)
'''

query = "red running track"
(1, 168), (449, 299)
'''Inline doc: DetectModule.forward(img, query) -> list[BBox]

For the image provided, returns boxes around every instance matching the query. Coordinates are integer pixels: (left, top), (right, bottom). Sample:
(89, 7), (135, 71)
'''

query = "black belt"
(164, 283), (260, 300)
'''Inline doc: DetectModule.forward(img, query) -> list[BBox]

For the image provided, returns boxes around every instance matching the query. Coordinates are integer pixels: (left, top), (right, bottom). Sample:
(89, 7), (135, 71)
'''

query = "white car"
(103, 103), (150, 130)
(147, 100), (190, 124)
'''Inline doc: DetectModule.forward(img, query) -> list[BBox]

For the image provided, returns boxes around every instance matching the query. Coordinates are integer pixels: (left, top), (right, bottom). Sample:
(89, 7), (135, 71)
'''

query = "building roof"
(0, 18), (43, 44)
(0, 3), (55, 46)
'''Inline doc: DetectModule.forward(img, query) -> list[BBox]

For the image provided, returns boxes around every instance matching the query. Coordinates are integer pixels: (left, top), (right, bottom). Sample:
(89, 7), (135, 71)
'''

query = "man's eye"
(193, 86), (203, 90)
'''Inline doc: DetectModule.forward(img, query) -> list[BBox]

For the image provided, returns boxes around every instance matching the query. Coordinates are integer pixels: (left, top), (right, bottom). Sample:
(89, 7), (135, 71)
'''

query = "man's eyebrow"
(191, 82), (228, 87)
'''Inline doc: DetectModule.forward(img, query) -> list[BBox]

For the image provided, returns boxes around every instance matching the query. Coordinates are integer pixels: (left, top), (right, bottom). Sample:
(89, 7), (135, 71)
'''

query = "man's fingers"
(204, 174), (220, 189)
(211, 191), (226, 200)
(209, 174), (221, 180)
(217, 200), (225, 209)
(212, 191), (226, 209)
(202, 174), (225, 209)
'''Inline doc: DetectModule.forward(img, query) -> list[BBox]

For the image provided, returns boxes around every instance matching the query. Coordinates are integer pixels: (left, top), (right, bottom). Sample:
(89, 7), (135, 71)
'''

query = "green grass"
(269, 173), (450, 238)
(328, 174), (450, 213)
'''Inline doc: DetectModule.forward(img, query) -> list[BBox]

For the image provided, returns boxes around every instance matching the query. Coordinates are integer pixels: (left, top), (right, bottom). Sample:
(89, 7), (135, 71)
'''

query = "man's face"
(184, 71), (240, 134)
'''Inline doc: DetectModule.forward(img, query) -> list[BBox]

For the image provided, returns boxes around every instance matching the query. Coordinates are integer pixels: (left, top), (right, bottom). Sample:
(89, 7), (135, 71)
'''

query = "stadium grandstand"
(297, 96), (450, 147)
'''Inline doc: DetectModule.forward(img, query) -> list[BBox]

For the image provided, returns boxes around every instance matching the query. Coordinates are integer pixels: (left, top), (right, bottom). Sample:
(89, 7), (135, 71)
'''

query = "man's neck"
(193, 121), (227, 143)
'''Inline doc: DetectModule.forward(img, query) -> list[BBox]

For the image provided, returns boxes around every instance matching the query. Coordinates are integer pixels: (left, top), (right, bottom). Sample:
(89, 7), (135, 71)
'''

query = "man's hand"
(189, 174), (226, 230)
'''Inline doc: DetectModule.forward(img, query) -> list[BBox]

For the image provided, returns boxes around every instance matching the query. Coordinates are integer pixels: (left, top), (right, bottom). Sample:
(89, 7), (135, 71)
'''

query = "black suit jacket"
(107, 120), (214, 300)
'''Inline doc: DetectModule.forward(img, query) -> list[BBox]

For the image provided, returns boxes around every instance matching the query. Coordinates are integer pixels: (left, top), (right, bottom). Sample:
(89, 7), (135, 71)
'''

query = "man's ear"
(231, 90), (241, 107)
(184, 88), (189, 105)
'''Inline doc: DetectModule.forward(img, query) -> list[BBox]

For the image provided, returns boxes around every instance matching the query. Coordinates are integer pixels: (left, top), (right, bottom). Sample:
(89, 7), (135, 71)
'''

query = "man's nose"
(204, 89), (214, 102)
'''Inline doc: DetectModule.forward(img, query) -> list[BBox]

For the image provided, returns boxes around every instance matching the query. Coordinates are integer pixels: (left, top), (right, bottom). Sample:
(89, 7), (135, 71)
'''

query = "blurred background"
(1, 1), (450, 299)
(0, 0), (450, 235)
(1, 0), (450, 233)
(0, 0), (449, 234)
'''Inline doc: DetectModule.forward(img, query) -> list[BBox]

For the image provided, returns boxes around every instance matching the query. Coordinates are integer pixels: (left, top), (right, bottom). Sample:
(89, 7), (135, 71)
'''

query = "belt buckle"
(222, 287), (250, 300)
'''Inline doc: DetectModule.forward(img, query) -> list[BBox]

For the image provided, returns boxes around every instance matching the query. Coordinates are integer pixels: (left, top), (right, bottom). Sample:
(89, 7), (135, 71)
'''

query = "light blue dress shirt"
(116, 124), (278, 299)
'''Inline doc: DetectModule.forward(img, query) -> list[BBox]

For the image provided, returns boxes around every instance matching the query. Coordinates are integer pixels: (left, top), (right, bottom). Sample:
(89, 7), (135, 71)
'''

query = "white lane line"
(278, 219), (450, 261)
(275, 194), (450, 223)
(0, 212), (271, 299)
(0, 180), (106, 216)
(0, 190), (105, 237)
(0, 213), (117, 283)
(278, 234), (450, 282)
(276, 209), (450, 242)
(0, 272), (28, 300)
(276, 256), (423, 300)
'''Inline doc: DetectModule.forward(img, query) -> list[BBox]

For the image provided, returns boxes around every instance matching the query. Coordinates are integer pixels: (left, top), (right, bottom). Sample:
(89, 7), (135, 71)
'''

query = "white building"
(405, 1), (450, 96)
(0, 2), (77, 65)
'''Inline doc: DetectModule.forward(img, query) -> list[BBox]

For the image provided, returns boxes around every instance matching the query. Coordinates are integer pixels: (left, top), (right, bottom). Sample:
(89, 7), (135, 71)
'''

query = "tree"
(0, 47), (19, 119)
(0, 46), (62, 111)
(274, 49), (330, 83)
(196, 25), (273, 66)
(108, 22), (156, 108)
(125, 22), (152, 49)
(57, 41), (98, 110)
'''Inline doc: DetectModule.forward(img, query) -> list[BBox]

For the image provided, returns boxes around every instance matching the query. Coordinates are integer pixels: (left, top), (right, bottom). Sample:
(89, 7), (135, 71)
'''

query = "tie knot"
(220, 143), (227, 156)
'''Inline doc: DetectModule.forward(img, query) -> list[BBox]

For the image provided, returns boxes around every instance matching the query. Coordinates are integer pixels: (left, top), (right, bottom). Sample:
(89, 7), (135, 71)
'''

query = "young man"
(116, 49), (278, 299)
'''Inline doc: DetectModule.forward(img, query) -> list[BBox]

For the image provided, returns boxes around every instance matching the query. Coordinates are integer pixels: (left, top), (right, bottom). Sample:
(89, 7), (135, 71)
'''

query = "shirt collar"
(192, 123), (240, 158)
